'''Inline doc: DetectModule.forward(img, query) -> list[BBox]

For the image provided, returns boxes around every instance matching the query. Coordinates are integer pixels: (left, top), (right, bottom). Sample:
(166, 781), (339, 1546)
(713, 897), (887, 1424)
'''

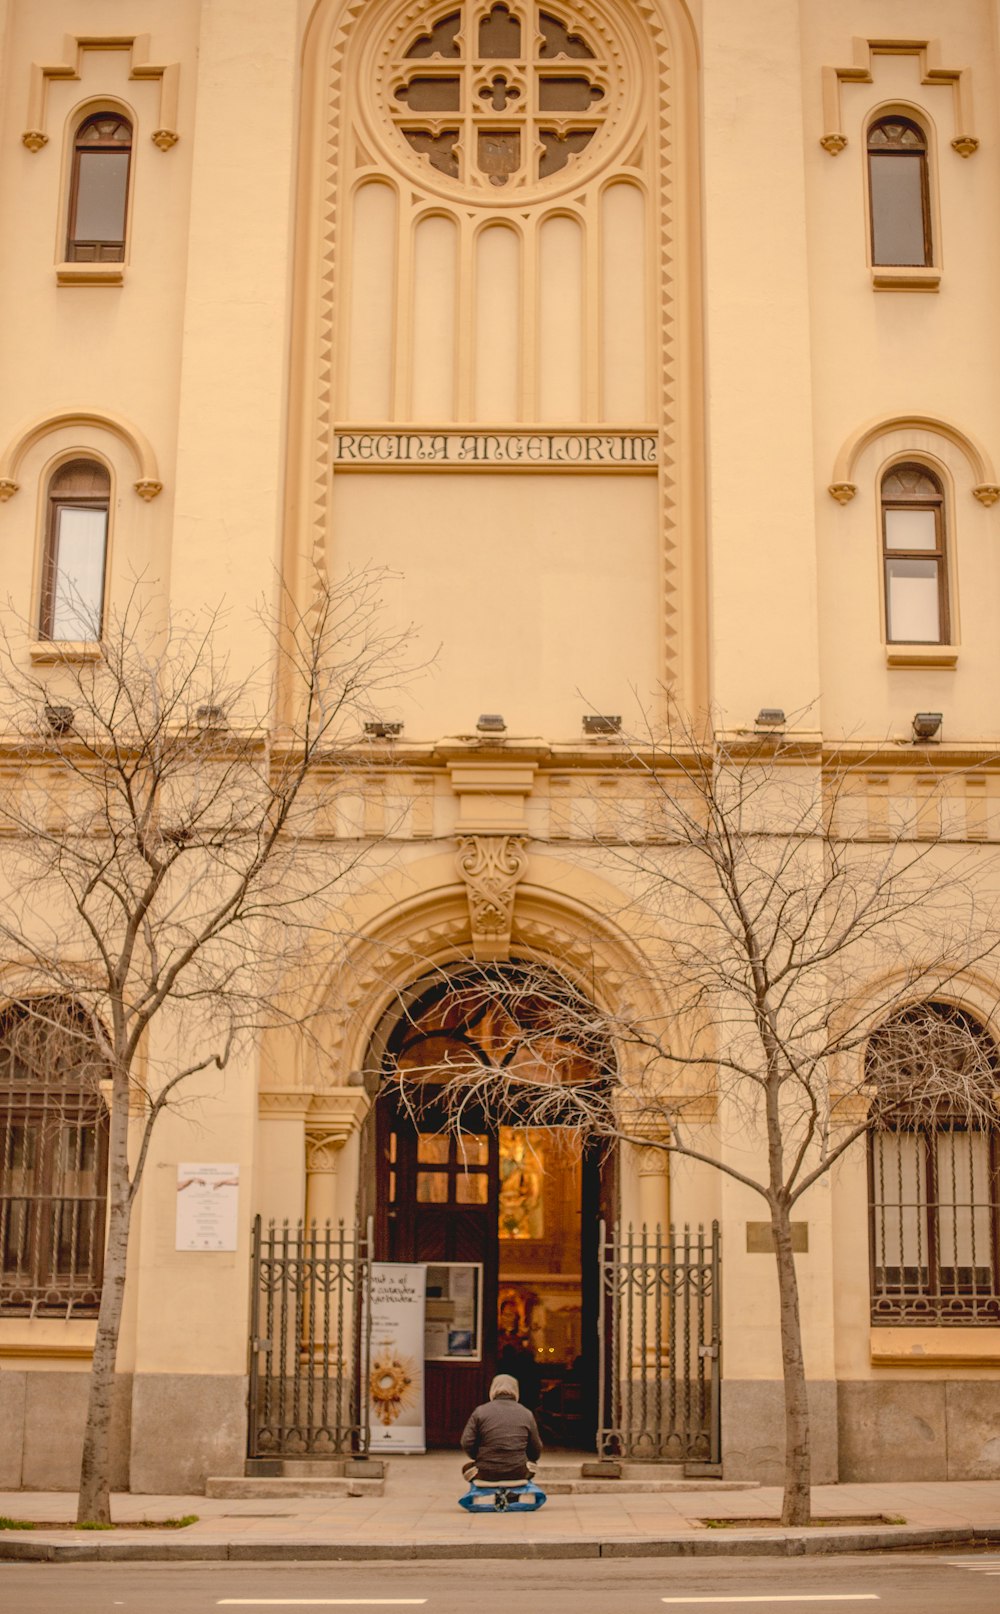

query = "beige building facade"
(2, 0), (1000, 1492)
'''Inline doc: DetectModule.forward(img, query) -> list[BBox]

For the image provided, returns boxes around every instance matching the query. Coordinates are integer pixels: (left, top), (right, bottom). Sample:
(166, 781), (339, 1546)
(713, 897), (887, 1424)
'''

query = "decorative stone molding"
(828, 482), (857, 504)
(456, 834), (528, 960)
(449, 762), (536, 834)
(820, 38), (977, 157)
(305, 1128), (351, 1174)
(0, 410), (162, 504)
(830, 415), (999, 503)
(22, 34), (179, 153)
(973, 484), (1000, 508)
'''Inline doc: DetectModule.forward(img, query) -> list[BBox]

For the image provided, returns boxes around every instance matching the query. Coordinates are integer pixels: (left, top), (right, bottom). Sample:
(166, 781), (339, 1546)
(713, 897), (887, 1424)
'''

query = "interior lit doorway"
(369, 967), (614, 1448)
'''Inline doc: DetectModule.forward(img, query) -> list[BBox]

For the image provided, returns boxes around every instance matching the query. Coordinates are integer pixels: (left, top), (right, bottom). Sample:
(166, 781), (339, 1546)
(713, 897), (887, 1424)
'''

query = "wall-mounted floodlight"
(755, 708), (786, 728)
(43, 703), (74, 736)
(476, 713), (507, 734)
(912, 712), (943, 741)
(196, 704), (227, 730)
(364, 720), (403, 739)
(583, 714), (621, 736)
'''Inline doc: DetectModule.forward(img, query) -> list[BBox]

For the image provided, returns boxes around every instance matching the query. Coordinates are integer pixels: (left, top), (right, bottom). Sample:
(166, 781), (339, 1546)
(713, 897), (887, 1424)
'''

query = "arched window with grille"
(0, 999), (109, 1316)
(867, 115), (932, 268)
(881, 462), (949, 645)
(867, 1002), (1000, 1324)
(40, 458), (111, 642)
(66, 112), (133, 263)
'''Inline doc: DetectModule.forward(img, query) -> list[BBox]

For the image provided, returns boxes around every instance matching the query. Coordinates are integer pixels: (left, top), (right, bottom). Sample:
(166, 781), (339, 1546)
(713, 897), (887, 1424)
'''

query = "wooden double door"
(375, 1095), (608, 1447)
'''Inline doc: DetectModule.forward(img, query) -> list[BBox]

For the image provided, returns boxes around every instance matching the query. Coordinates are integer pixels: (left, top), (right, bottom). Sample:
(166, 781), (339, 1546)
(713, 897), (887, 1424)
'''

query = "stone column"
(636, 1143), (670, 1238)
(304, 1094), (368, 1230)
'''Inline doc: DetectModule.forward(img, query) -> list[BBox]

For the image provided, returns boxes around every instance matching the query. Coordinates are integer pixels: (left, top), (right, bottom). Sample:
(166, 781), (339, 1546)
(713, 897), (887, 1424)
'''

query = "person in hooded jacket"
(460, 1373), (543, 1482)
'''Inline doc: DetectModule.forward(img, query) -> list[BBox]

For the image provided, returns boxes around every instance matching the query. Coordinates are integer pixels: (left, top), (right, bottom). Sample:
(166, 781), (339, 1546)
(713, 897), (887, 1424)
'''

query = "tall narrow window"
(0, 999), (109, 1317)
(66, 113), (132, 263)
(881, 463), (948, 644)
(40, 459), (110, 641)
(867, 1003), (999, 1325)
(867, 117), (931, 267)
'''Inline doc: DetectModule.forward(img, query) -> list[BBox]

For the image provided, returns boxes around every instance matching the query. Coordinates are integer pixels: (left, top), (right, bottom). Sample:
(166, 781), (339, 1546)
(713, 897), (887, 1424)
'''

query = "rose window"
(387, 4), (611, 191)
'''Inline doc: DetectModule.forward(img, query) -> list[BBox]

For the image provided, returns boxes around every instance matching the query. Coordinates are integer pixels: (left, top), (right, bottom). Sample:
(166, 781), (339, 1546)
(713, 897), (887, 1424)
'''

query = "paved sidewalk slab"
(2, 1461), (1000, 1562)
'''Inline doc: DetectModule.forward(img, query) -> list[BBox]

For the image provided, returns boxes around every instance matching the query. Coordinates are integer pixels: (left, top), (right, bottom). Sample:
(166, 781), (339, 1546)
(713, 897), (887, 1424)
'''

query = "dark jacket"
(460, 1393), (543, 1482)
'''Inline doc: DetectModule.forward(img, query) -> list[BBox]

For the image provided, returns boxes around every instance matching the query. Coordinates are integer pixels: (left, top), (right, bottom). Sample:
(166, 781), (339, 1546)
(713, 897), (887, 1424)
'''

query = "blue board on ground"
(458, 1478), (548, 1513)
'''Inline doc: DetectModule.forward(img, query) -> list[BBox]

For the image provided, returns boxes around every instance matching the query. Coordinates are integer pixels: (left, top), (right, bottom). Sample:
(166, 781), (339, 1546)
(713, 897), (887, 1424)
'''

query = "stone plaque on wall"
(746, 1221), (809, 1254)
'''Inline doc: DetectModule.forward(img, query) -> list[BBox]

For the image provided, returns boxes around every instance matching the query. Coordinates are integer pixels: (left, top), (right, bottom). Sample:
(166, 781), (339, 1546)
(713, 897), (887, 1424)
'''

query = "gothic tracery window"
(389, 4), (608, 189)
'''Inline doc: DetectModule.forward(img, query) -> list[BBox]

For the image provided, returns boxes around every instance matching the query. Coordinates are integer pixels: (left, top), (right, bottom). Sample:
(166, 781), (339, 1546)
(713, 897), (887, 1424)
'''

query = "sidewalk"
(2, 1454), (1000, 1561)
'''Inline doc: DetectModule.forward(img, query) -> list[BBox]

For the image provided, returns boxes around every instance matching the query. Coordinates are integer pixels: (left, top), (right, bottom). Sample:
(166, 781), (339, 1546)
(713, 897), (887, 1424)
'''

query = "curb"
(2, 1524), (999, 1563)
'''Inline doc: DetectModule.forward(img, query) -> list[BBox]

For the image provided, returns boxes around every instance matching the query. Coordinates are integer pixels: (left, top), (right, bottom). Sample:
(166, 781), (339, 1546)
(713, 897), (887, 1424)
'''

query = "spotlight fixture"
(912, 711), (943, 742)
(195, 703), (227, 730)
(476, 713), (507, 734)
(42, 703), (74, 736)
(583, 714), (622, 736)
(364, 719), (404, 739)
(755, 708), (786, 728)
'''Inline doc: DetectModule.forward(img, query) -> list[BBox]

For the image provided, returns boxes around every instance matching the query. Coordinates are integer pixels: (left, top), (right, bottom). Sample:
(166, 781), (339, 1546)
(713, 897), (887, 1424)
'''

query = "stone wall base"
(721, 1379), (838, 1484)
(0, 1370), (247, 1493)
(838, 1379), (1000, 1480)
(0, 1371), (132, 1492)
(129, 1374), (248, 1493)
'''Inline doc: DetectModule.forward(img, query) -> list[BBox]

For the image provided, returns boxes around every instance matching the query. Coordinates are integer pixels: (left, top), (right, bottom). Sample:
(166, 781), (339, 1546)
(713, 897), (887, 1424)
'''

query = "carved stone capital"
(151, 128), (179, 151)
(456, 833), (528, 960)
(820, 133), (847, 155)
(829, 482), (857, 505)
(0, 479), (20, 502)
(305, 1127), (351, 1173)
(952, 135), (979, 158)
(22, 130), (47, 153)
(973, 483), (1000, 507)
(134, 478), (163, 501)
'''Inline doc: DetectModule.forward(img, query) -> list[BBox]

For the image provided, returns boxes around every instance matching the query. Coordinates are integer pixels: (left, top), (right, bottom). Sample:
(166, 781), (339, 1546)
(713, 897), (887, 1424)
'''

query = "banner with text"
(367, 1262), (427, 1454)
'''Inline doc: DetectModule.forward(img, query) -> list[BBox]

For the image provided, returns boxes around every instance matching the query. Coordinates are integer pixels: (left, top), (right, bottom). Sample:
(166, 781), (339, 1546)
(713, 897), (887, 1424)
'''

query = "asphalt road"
(2, 1553), (1000, 1614)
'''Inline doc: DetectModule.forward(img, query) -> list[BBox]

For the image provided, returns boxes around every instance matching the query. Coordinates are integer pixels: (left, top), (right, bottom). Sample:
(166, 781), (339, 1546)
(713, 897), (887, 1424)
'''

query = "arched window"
(881, 463), (948, 644)
(866, 1002), (1000, 1324)
(867, 116), (932, 267)
(0, 999), (109, 1316)
(66, 112), (132, 263)
(40, 459), (110, 641)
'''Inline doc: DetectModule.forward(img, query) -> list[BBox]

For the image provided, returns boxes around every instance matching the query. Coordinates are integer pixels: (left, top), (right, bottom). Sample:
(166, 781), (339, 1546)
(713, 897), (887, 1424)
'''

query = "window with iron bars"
(0, 999), (109, 1317)
(867, 1003), (1000, 1324)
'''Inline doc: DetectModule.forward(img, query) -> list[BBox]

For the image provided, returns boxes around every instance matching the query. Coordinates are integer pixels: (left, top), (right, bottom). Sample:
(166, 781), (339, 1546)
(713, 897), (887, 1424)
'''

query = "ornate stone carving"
(22, 35), (179, 155)
(134, 478), (163, 501)
(456, 833), (528, 959)
(821, 39), (978, 162)
(828, 482), (857, 504)
(973, 484), (1000, 507)
(0, 479), (19, 502)
(151, 128), (179, 151)
(305, 1128), (351, 1173)
(22, 131), (47, 153)
(951, 135), (979, 158)
(819, 133), (847, 155)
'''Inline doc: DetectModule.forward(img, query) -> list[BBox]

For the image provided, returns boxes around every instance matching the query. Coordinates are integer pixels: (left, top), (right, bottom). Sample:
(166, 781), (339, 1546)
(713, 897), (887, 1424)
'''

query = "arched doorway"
(368, 965), (616, 1447)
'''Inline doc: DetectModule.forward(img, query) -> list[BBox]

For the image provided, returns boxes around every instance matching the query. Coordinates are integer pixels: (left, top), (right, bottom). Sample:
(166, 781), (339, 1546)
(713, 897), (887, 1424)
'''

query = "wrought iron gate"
(598, 1221), (721, 1464)
(248, 1217), (373, 1459)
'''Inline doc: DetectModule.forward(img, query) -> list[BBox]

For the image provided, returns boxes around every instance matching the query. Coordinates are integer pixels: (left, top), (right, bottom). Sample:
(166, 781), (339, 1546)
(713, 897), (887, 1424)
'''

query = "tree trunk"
(77, 1083), (133, 1525)
(771, 1201), (811, 1526)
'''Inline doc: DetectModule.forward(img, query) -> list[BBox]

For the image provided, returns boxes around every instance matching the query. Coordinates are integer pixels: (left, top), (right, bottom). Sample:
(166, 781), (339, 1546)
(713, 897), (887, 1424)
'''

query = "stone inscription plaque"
(333, 430), (658, 469)
(746, 1220), (809, 1254)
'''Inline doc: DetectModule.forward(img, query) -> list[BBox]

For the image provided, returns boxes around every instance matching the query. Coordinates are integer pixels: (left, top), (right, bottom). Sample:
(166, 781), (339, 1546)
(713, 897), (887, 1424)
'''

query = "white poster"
(367, 1262), (426, 1454)
(175, 1163), (240, 1251)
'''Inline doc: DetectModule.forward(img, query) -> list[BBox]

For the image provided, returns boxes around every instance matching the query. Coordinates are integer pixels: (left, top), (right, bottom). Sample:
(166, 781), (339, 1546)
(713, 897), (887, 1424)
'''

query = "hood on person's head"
(488, 1373), (519, 1401)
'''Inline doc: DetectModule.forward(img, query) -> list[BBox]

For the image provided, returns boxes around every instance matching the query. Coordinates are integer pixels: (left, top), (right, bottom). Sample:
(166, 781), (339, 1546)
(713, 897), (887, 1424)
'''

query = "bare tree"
(0, 573), (410, 1524)
(389, 710), (1000, 1526)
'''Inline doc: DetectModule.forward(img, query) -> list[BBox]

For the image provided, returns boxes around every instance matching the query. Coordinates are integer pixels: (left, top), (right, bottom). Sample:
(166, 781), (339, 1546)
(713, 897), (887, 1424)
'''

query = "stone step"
(206, 1476), (385, 1499)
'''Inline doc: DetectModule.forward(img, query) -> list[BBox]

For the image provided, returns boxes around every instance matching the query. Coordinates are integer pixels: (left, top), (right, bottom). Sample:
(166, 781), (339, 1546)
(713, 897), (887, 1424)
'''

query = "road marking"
(217, 1603), (428, 1608)
(660, 1599), (879, 1606)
